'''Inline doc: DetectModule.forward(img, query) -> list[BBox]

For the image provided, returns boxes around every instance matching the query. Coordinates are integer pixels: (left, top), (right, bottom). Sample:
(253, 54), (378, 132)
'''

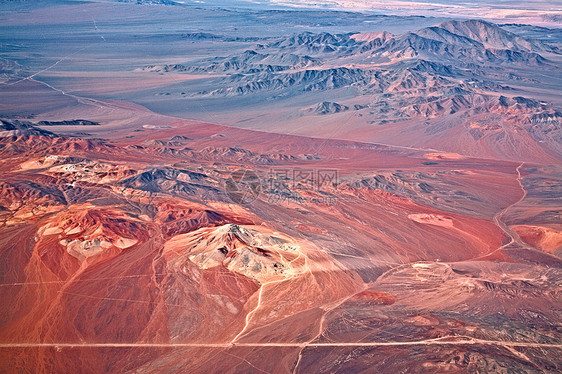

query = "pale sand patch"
(64, 226), (83, 235)
(38, 222), (62, 236)
(408, 213), (454, 228)
(412, 262), (431, 269)
(43, 226), (63, 236)
(424, 152), (465, 161)
(114, 238), (138, 249)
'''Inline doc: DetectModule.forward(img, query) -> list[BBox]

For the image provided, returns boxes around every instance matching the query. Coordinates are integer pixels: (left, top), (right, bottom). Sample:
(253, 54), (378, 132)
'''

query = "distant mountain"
(362, 27), (550, 65)
(437, 20), (554, 52)
(0, 120), (58, 138)
(269, 31), (357, 54)
(135, 18), (561, 162)
(306, 101), (349, 115)
(140, 50), (318, 74)
(180, 33), (260, 42)
(355, 31), (395, 51)
(500, 24), (562, 45)
(200, 67), (373, 96)
(141, 18), (558, 86)
(115, 0), (180, 5)
(351, 31), (394, 43)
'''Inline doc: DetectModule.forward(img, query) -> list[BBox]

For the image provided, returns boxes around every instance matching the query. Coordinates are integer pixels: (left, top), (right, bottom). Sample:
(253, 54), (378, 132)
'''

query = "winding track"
(476, 162), (561, 262)
(492, 162), (528, 250)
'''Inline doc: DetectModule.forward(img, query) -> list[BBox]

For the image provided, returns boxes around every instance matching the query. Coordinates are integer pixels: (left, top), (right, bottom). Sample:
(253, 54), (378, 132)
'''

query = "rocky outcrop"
(0, 119), (58, 138)
(164, 224), (305, 282)
(36, 119), (100, 126)
(307, 101), (349, 115)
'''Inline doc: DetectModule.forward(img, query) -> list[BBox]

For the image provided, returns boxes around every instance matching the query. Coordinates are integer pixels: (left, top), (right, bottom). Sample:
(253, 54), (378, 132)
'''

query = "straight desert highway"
(0, 0), (561, 372)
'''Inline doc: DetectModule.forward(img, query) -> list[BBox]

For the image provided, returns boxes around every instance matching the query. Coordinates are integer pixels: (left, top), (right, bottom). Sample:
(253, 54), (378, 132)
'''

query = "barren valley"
(0, 0), (561, 373)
